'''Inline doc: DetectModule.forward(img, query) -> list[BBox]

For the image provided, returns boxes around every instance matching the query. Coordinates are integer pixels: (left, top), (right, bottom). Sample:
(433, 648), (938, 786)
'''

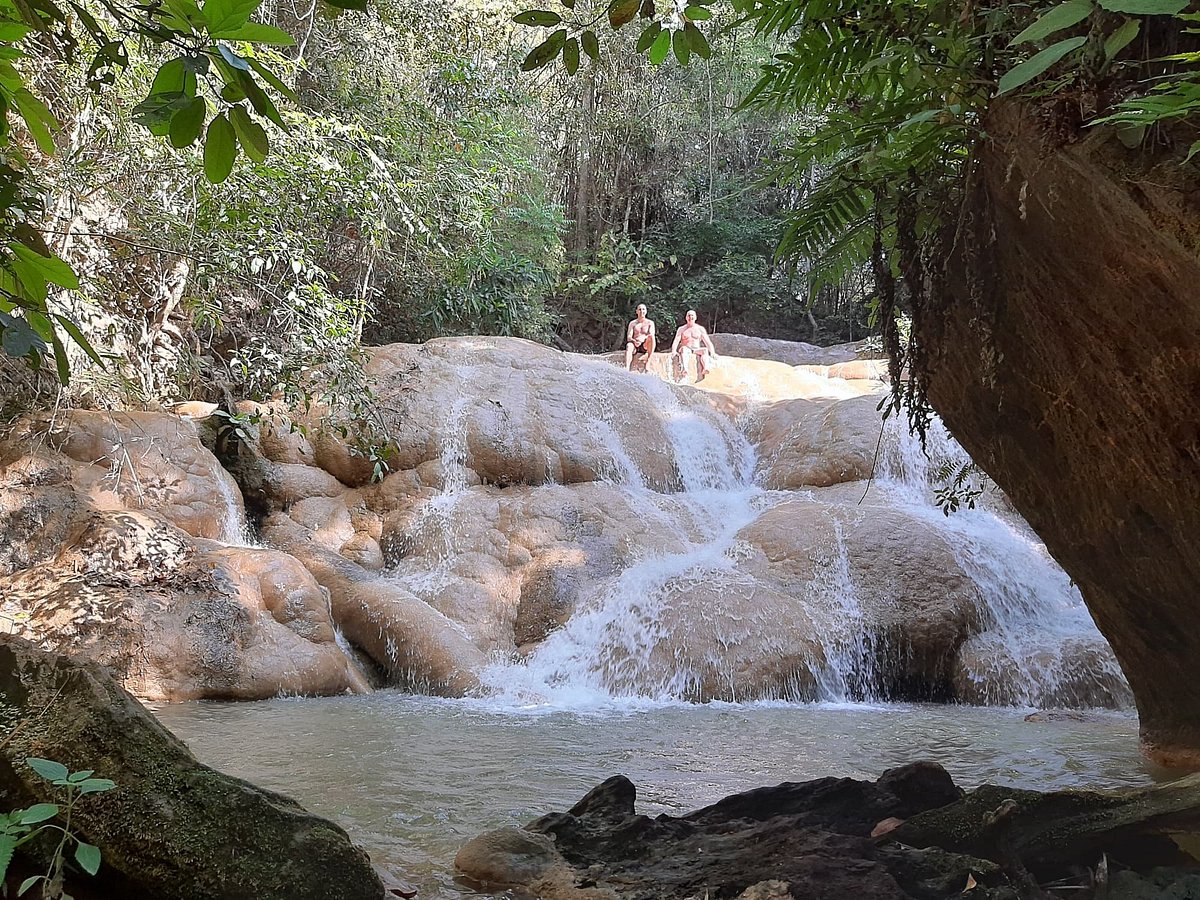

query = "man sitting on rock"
(624, 303), (656, 372)
(670, 309), (718, 382)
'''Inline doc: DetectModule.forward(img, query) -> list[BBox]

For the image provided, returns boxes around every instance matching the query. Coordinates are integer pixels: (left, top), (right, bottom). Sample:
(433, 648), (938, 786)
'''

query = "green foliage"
(0, 0), (333, 379)
(1, 758), (115, 899)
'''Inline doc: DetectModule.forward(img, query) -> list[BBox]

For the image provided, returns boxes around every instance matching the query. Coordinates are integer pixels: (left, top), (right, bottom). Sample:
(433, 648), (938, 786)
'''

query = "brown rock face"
(926, 104), (1200, 763)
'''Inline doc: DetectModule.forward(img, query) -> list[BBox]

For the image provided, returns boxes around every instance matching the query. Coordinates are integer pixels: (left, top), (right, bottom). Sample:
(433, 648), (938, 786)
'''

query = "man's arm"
(670, 326), (682, 354)
(626, 320), (635, 343)
(702, 327), (717, 354)
(648, 321), (656, 337)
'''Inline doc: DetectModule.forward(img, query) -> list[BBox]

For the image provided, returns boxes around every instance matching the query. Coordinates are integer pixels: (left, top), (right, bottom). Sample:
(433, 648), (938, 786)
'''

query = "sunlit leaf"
(648, 27), (670, 64)
(201, 0), (259, 33)
(672, 27), (690, 64)
(211, 22), (295, 44)
(636, 20), (661, 52)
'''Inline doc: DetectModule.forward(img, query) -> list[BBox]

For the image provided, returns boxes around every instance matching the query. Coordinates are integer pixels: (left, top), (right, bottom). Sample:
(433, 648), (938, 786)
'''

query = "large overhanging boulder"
(926, 102), (1200, 764)
(0, 637), (388, 900)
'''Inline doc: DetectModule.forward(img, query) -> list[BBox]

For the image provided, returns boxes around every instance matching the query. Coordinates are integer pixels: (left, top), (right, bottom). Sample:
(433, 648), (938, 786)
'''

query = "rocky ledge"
(457, 764), (1200, 899)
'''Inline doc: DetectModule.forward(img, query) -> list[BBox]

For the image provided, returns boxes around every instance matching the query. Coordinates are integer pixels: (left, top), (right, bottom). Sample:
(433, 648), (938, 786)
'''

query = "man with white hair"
(624, 303), (656, 372)
(670, 309), (718, 382)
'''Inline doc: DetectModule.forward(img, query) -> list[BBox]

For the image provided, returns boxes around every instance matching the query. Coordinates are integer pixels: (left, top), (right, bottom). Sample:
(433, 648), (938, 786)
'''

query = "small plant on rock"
(0, 758), (115, 899)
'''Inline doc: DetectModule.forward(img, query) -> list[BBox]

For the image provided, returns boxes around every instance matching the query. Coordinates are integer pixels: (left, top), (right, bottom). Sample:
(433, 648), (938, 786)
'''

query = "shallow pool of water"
(152, 695), (1150, 899)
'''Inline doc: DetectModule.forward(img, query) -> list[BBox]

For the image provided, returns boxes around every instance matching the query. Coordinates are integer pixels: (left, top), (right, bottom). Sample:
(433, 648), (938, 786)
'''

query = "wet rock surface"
(459, 764), (1200, 900)
(456, 764), (1017, 899)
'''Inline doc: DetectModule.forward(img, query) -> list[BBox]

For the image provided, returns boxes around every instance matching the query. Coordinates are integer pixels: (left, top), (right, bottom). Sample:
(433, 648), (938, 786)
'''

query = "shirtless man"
(624, 303), (656, 372)
(670, 309), (718, 382)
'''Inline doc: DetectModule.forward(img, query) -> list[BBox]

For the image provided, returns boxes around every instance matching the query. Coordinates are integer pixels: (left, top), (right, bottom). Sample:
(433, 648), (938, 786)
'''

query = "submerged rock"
(0, 637), (388, 900)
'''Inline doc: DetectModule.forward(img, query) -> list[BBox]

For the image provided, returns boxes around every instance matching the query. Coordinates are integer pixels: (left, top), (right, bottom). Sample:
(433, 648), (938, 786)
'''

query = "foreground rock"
(456, 763), (1016, 899)
(459, 765), (1200, 899)
(929, 102), (1200, 763)
(0, 637), (388, 900)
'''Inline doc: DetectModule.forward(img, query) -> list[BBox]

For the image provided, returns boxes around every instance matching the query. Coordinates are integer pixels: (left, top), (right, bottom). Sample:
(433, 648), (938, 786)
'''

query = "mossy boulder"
(0, 636), (387, 900)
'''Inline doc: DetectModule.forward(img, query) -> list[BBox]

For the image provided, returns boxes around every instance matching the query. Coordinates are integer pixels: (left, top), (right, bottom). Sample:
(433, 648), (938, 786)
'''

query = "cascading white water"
(384, 351), (1128, 711)
(477, 370), (768, 705)
(215, 469), (254, 547)
(875, 416), (1131, 708)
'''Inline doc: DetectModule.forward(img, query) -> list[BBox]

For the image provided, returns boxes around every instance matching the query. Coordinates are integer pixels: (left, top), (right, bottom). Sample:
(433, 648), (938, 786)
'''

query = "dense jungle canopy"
(5, 0), (1191, 426)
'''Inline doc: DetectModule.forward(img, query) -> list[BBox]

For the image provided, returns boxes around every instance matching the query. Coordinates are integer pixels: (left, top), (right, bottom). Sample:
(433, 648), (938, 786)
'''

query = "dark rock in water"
(457, 764), (1013, 899)
(0, 636), (388, 900)
(892, 774), (1200, 875)
(461, 764), (1200, 898)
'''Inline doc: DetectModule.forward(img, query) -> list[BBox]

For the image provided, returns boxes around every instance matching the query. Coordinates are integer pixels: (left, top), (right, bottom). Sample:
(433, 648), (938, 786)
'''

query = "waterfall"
(875, 417), (1132, 708)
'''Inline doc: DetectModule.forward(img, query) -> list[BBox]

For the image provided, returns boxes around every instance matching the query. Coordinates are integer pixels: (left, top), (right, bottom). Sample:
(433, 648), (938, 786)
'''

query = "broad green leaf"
(998, 36), (1086, 94)
(203, 113), (237, 183)
(50, 330), (69, 383)
(512, 10), (560, 26)
(236, 69), (285, 128)
(150, 58), (186, 95)
(248, 58), (297, 102)
(0, 23), (32, 39)
(18, 804), (58, 825)
(1097, 0), (1186, 12)
(636, 21), (661, 52)
(684, 21), (710, 58)
(10, 244), (79, 290)
(648, 27), (670, 64)
(684, 5), (711, 19)
(321, 0), (367, 10)
(169, 96), (207, 149)
(54, 314), (104, 365)
(160, 0), (202, 31)
(67, 770), (95, 783)
(132, 91), (192, 136)
(608, 0), (639, 29)
(26, 759), (69, 782)
(1104, 18), (1140, 58)
(1185, 138), (1200, 162)
(77, 778), (116, 794)
(24, 309), (53, 341)
(201, 0), (259, 33)
(18, 875), (40, 896)
(8, 256), (47, 305)
(563, 36), (579, 74)
(229, 104), (268, 161)
(12, 89), (57, 154)
(211, 22), (295, 44)
(1011, 0), (1092, 46)
(581, 28), (599, 59)
(75, 842), (101, 876)
(672, 27), (690, 64)
(521, 28), (566, 70)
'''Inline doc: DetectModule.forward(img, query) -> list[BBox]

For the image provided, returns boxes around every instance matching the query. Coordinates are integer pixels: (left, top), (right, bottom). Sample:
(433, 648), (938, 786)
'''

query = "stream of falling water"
(471, 366), (1128, 709)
